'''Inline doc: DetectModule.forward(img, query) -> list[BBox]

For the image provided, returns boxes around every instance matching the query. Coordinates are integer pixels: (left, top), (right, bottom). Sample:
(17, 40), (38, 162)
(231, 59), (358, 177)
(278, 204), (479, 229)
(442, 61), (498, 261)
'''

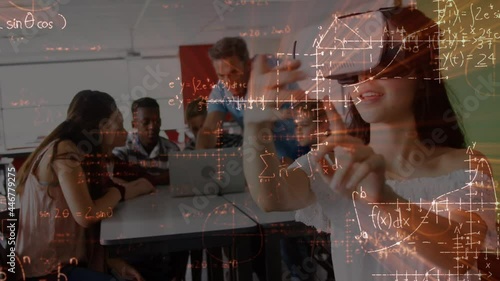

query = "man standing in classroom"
(196, 37), (308, 163)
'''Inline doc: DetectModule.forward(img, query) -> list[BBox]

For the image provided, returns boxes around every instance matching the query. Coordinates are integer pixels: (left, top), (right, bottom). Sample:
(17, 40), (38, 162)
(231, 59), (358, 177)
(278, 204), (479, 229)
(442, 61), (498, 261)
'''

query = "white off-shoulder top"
(292, 152), (498, 281)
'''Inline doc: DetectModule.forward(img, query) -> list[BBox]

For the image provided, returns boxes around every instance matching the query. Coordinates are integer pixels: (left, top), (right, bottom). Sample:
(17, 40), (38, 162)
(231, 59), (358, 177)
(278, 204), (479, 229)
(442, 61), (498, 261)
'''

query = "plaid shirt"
(112, 132), (180, 175)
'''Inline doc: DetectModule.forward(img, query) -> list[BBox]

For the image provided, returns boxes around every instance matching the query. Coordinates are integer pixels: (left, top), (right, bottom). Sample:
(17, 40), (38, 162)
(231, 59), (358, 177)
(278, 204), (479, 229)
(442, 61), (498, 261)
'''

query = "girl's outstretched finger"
(345, 154), (385, 189)
(324, 101), (347, 135)
(317, 152), (337, 185)
(315, 134), (364, 164)
(322, 142), (374, 193)
(328, 146), (354, 193)
(314, 102), (349, 161)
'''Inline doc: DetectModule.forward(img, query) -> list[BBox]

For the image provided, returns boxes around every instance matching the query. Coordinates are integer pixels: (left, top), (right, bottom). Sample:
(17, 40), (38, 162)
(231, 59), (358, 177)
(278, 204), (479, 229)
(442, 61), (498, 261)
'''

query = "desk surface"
(222, 192), (296, 226)
(100, 186), (257, 245)
(0, 159), (13, 165)
(0, 148), (34, 157)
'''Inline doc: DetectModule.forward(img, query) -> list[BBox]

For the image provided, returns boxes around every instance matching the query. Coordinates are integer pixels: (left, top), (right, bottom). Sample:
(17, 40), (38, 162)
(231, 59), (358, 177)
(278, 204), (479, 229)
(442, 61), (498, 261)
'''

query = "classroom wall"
(0, 57), (185, 151)
(0, 36), (285, 152)
(417, 2), (500, 184)
(1, 6), (496, 182)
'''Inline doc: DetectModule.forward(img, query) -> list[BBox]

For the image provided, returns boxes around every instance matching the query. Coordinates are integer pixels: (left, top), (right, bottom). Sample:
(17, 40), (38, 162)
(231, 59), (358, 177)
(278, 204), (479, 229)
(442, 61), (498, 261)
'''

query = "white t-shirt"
(292, 152), (498, 280)
(17, 140), (87, 277)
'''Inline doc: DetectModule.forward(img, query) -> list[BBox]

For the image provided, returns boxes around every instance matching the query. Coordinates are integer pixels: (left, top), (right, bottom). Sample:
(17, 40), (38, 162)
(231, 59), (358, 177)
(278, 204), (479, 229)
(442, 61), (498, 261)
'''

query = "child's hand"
(315, 102), (386, 203)
(245, 55), (306, 124)
(120, 265), (144, 281)
(108, 258), (145, 281)
(112, 177), (155, 200)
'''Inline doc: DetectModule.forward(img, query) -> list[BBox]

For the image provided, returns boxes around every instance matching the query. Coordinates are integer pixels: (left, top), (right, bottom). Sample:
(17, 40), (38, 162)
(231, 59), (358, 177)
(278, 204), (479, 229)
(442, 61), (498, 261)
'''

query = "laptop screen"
(168, 147), (246, 197)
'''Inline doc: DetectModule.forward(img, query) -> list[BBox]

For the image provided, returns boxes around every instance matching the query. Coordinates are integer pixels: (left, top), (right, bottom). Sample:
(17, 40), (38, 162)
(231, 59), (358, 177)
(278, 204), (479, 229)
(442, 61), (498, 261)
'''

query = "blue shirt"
(207, 58), (309, 160)
(207, 81), (246, 128)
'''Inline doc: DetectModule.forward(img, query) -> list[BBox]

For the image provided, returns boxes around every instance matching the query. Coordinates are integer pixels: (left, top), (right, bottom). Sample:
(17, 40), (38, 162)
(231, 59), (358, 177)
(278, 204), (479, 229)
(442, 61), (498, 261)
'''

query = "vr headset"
(290, 8), (431, 85)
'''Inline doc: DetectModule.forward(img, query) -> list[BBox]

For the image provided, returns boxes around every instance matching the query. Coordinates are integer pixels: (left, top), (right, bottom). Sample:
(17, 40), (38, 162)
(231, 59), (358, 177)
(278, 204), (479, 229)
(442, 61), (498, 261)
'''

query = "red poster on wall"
(179, 44), (218, 116)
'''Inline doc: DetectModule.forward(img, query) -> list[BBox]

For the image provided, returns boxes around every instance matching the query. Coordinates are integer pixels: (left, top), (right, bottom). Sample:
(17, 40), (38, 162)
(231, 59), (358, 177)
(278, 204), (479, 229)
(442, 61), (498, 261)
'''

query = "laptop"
(168, 147), (246, 197)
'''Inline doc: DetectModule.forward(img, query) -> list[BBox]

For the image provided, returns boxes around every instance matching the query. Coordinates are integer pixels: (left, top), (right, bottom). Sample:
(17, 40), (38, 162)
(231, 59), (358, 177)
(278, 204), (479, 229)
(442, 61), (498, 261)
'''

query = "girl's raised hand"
(315, 102), (386, 202)
(245, 54), (306, 123)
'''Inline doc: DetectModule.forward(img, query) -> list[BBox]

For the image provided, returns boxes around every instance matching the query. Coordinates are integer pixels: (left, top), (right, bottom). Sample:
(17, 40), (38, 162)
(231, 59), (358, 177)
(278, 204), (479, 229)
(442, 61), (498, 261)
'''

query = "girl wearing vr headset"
(243, 7), (496, 280)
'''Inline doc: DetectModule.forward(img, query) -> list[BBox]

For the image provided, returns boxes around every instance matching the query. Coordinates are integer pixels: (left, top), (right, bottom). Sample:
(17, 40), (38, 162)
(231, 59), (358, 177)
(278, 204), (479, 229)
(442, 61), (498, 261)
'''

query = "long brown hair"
(17, 90), (119, 198)
(346, 7), (466, 148)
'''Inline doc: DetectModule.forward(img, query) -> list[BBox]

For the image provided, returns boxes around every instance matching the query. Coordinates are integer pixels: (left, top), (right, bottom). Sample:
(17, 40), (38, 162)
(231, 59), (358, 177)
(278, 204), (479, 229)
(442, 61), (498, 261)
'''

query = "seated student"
(16, 90), (154, 281)
(184, 97), (240, 281)
(293, 101), (329, 149)
(185, 97), (242, 150)
(196, 38), (311, 279)
(113, 97), (179, 185)
(273, 100), (332, 280)
(274, 103), (310, 164)
(113, 97), (188, 281)
(188, 97), (311, 279)
(277, 101), (333, 281)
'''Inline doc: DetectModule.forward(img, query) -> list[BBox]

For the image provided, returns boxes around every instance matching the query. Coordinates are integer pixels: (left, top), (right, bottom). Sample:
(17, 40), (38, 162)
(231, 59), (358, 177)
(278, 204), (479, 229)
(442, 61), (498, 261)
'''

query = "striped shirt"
(112, 132), (180, 175)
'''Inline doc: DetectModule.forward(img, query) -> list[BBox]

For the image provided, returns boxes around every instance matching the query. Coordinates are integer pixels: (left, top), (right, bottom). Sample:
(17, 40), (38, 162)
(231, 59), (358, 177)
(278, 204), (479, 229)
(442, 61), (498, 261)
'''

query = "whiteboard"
(0, 60), (128, 149)
(0, 60), (129, 108)
(126, 58), (185, 131)
(0, 57), (185, 151)
(127, 58), (183, 100)
(2, 106), (67, 149)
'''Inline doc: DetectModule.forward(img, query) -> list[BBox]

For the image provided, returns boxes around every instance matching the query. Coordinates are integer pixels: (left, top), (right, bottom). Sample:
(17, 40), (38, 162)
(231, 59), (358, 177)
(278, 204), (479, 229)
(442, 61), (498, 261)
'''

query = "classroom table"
(100, 186), (257, 281)
(0, 148), (34, 158)
(222, 192), (318, 281)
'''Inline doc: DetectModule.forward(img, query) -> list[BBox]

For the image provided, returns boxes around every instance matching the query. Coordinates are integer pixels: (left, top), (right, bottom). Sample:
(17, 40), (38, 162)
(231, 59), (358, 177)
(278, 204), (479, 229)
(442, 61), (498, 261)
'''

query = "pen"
(293, 40), (297, 59)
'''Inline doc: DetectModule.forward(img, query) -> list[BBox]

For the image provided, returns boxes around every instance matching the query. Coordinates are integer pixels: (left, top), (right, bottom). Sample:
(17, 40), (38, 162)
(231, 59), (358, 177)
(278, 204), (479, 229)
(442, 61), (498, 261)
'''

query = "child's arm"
(53, 140), (154, 228)
(112, 156), (168, 185)
(107, 258), (145, 281)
